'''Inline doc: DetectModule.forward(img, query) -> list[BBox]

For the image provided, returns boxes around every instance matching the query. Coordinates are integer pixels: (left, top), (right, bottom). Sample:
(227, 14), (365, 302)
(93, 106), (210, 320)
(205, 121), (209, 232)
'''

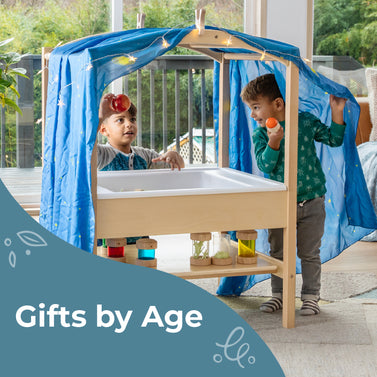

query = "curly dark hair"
(240, 73), (283, 103)
(127, 102), (137, 117)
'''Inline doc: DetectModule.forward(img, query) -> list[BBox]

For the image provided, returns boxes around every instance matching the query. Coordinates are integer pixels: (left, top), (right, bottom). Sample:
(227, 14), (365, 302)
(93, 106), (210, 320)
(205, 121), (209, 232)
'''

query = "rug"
(189, 271), (377, 301)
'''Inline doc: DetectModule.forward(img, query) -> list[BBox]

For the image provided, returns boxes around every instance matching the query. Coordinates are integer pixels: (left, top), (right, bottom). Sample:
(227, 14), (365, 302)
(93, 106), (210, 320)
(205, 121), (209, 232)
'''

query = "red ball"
(111, 94), (131, 112)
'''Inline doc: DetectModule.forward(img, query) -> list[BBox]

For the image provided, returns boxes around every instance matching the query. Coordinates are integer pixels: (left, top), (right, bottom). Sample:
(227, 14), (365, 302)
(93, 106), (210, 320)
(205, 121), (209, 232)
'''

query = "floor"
(111, 234), (377, 376)
(232, 241), (377, 377)
(152, 236), (377, 376)
(322, 240), (377, 275)
(1, 162), (375, 376)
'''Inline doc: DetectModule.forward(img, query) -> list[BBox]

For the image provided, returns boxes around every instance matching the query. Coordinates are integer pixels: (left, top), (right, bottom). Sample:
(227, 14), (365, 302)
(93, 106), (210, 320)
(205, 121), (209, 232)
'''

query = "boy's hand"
(330, 94), (347, 125)
(267, 125), (284, 151)
(99, 93), (117, 123)
(152, 151), (185, 171)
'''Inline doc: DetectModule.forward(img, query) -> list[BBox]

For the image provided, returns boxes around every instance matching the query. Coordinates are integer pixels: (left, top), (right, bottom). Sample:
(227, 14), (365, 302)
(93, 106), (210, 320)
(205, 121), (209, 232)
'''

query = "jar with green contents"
(236, 230), (258, 264)
(212, 232), (232, 265)
(190, 232), (211, 266)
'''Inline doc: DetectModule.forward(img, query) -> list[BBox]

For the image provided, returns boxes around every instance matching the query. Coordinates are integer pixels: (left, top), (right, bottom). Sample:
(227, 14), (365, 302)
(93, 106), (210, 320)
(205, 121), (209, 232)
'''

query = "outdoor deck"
(0, 167), (42, 216)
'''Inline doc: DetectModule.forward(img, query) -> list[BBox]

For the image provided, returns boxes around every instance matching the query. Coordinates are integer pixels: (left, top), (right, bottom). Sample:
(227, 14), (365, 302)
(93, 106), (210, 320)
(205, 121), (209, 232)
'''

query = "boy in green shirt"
(241, 74), (347, 315)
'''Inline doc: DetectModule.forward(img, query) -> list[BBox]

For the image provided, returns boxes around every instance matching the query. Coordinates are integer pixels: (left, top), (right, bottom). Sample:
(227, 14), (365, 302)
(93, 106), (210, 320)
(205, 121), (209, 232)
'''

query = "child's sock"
(300, 299), (320, 316)
(259, 297), (282, 313)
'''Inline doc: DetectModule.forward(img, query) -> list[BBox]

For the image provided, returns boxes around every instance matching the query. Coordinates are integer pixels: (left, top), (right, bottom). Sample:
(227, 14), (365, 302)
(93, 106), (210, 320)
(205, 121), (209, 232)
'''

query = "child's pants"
(268, 196), (325, 301)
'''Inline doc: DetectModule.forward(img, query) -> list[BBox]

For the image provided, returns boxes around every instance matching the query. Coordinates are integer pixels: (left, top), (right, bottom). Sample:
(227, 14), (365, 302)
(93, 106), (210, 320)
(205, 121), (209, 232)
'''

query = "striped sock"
(300, 299), (320, 316)
(260, 297), (283, 313)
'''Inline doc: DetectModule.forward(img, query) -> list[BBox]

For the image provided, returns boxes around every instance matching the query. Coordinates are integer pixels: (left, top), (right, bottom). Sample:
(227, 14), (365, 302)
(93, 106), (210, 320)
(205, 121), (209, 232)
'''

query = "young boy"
(98, 93), (184, 171)
(97, 93), (184, 246)
(241, 74), (347, 316)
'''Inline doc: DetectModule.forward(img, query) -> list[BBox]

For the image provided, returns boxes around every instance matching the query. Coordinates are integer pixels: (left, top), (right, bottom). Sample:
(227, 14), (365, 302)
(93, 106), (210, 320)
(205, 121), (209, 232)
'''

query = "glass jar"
(212, 232), (232, 265)
(236, 230), (258, 263)
(136, 238), (157, 260)
(213, 232), (231, 259)
(190, 232), (211, 265)
(136, 238), (158, 268)
(106, 238), (127, 258)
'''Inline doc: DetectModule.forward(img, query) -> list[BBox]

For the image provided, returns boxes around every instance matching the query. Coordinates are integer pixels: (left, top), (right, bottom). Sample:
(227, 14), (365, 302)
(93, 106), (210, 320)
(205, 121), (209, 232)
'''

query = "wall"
(244, 0), (313, 61)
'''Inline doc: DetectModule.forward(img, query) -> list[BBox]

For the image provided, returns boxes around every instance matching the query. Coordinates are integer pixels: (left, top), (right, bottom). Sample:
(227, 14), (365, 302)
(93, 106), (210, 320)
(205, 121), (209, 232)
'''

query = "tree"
(314, 0), (377, 65)
(0, 37), (29, 167)
(0, 0), (241, 165)
(0, 0), (109, 54)
(0, 38), (28, 114)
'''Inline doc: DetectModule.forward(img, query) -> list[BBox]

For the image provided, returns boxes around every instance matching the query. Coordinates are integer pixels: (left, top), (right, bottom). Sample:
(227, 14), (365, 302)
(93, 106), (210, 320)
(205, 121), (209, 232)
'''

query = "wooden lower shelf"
(98, 242), (278, 280)
(165, 258), (277, 279)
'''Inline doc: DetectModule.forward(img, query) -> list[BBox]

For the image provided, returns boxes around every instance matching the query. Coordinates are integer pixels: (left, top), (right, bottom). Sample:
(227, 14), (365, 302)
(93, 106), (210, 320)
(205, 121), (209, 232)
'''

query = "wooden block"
(106, 238), (128, 247)
(136, 258), (157, 268)
(136, 238), (158, 249)
(211, 257), (232, 266)
(102, 255), (127, 264)
(190, 232), (212, 241)
(190, 256), (211, 266)
(237, 255), (257, 265)
(236, 230), (258, 240)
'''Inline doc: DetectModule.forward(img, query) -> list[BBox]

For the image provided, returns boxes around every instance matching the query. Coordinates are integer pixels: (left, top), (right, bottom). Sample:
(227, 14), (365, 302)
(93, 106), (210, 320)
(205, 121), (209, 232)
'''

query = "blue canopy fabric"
(214, 58), (377, 296)
(40, 25), (377, 281)
(40, 27), (194, 251)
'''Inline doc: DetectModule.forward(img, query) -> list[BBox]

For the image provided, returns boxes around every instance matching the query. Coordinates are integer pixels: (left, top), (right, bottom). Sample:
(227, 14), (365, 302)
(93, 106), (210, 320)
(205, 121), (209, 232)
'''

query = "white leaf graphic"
(17, 231), (48, 247)
(9, 251), (16, 268)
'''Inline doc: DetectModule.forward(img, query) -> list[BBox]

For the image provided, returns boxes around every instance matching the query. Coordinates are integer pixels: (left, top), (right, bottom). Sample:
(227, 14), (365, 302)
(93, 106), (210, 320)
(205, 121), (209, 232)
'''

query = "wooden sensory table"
(43, 26), (299, 328)
(93, 29), (299, 328)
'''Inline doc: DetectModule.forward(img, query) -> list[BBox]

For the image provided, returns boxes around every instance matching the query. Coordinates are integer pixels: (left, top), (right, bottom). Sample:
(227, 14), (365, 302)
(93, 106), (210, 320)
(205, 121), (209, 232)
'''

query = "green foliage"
(0, 38), (29, 114)
(360, 20), (377, 64)
(314, 0), (363, 49)
(1, 0), (241, 166)
(192, 240), (209, 259)
(213, 250), (229, 259)
(123, 0), (243, 35)
(0, 0), (110, 54)
(314, 0), (377, 65)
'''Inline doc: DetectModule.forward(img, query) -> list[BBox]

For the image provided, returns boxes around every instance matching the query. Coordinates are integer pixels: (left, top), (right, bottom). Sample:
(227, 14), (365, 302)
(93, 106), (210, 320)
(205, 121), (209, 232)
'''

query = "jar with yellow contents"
(236, 230), (258, 264)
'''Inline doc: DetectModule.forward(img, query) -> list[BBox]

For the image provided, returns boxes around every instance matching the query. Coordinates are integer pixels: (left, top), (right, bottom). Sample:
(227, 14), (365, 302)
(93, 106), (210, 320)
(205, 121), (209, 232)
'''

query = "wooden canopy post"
(41, 47), (53, 163)
(137, 13), (146, 29)
(282, 61), (299, 328)
(195, 9), (206, 35)
(218, 57), (230, 167)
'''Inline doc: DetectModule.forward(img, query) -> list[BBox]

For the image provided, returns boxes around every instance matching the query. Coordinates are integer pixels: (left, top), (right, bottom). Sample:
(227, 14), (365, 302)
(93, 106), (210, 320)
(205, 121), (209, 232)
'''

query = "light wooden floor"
(322, 240), (377, 275)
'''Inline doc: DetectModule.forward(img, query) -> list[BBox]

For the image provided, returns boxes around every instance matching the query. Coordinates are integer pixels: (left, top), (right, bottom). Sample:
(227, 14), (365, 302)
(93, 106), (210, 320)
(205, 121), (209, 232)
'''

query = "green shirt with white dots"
(252, 112), (346, 202)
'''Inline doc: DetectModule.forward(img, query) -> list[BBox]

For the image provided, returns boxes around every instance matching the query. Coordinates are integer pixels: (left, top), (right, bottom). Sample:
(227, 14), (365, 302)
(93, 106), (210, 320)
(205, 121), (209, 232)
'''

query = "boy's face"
(100, 111), (137, 148)
(246, 96), (283, 127)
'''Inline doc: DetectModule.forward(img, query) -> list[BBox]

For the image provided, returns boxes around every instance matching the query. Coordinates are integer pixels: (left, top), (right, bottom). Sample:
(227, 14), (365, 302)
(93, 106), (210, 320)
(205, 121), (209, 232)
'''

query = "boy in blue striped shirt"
(98, 93), (184, 171)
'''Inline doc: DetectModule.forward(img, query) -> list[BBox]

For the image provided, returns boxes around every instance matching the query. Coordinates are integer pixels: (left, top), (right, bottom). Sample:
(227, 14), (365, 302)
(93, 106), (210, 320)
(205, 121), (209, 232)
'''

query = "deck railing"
(1, 54), (215, 169)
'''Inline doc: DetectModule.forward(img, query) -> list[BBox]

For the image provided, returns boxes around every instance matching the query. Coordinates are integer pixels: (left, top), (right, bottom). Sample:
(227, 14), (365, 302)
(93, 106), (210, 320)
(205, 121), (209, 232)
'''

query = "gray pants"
(269, 196), (325, 301)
